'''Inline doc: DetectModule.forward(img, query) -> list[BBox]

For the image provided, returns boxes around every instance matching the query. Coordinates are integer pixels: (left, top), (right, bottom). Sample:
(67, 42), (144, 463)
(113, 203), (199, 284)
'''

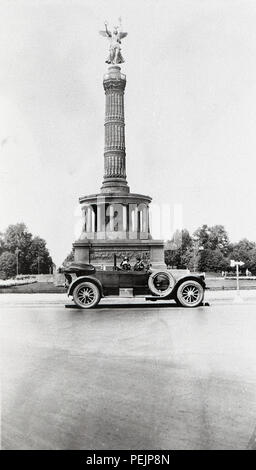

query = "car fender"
(172, 275), (206, 297)
(68, 276), (103, 297)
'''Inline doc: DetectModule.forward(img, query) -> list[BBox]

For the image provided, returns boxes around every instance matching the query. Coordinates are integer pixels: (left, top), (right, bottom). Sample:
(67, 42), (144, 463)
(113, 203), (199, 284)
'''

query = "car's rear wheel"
(176, 280), (204, 307)
(73, 282), (100, 309)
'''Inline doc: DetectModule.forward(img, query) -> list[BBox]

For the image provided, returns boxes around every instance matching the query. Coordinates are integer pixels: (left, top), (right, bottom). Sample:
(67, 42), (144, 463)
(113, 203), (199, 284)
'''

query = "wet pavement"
(1, 294), (256, 450)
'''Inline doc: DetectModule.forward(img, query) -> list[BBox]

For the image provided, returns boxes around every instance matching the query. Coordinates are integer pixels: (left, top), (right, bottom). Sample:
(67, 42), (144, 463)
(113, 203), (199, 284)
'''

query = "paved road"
(1, 294), (256, 450)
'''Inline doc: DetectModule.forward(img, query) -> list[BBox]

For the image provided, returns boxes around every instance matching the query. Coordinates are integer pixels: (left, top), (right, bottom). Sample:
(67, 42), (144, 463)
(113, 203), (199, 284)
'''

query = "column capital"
(103, 78), (126, 93)
(103, 65), (126, 93)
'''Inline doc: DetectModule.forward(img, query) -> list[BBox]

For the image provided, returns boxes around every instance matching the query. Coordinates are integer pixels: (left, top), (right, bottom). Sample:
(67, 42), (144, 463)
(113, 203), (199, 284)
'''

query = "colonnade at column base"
(76, 189), (165, 268)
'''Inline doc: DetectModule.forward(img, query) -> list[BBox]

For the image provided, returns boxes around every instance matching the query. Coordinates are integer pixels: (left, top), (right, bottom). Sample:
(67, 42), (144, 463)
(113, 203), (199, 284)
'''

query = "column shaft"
(102, 65), (129, 193)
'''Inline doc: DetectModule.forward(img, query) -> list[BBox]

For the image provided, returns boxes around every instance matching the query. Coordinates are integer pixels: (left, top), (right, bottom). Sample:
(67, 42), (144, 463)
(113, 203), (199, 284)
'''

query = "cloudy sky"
(1, 0), (256, 265)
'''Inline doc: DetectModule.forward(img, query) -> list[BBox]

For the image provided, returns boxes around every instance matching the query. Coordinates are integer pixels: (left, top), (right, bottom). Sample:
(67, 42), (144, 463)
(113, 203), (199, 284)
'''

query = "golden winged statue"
(99, 18), (128, 65)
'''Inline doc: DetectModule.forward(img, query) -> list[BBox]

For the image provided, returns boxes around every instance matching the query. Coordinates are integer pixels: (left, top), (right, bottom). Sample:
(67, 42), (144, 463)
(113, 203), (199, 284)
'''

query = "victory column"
(73, 20), (165, 268)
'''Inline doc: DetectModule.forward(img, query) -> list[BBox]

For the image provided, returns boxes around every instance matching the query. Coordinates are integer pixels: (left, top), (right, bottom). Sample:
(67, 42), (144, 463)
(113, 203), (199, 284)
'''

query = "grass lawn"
(0, 282), (65, 294)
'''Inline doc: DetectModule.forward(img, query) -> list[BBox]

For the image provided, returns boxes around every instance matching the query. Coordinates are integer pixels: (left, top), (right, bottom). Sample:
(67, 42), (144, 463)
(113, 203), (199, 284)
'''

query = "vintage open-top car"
(64, 260), (207, 309)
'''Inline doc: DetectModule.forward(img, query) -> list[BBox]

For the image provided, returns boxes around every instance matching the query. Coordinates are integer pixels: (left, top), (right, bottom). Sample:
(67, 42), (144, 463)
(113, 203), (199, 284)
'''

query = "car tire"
(148, 271), (175, 297)
(73, 281), (101, 309)
(176, 280), (204, 308)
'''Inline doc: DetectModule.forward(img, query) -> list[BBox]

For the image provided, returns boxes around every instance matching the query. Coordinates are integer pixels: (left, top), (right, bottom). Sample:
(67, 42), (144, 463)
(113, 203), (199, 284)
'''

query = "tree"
(1, 223), (53, 276)
(165, 225), (231, 271)
(4, 223), (32, 251)
(193, 224), (230, 254)
(247, 248), (256, 274)
(208, 225), (230, 255)
(229, 239), (256, 270)
(0, 232), (5, 256)
(193, 224), (211, 249)
(0, 252), (16, 279)
(165, 229), (192, 268)
(28, 236), (53, 274)
(198, 248), (229, 272)
(192, 224), (230, 271)
(180, 246), (196, 271)
(4, 223), (33, 273)
(63, 249), (75, 267)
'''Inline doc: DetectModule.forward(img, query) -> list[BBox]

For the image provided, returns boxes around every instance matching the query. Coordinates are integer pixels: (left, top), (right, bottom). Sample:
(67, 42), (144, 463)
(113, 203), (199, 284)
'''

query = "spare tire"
(148, 271), (175, 297)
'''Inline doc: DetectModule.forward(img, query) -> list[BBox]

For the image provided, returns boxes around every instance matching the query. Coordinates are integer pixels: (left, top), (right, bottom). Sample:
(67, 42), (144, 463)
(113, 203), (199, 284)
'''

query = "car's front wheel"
(176, 280), (204, 307)
(73, 282), (101, 309)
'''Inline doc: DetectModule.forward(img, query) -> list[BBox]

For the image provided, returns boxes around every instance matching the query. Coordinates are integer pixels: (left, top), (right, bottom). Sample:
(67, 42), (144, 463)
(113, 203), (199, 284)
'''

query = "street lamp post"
(236, 263), (239, 291)
(15, 248), (21, 276)
(230, 259), (245, 301)
(37, 254), (41, 275)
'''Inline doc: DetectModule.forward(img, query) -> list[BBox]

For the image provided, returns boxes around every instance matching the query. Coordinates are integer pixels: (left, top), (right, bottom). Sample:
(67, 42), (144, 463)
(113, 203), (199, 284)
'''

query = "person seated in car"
(133, 255), (145, 271)
(120, 256), (131, 271)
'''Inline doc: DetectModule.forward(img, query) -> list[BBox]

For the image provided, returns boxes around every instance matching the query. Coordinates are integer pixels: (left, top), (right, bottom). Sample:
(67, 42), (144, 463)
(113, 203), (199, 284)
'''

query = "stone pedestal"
(74, 239), (164, 269)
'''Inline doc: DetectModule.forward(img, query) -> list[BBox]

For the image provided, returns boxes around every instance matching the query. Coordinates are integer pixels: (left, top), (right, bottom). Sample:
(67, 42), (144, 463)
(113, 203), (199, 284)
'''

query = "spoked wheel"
(73, 282), (100, 309)
(176, 280), (204, 308)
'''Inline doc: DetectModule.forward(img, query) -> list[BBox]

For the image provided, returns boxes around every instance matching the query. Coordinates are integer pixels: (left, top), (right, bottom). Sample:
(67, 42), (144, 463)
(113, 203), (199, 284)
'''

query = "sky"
(1, 0), (256, 266)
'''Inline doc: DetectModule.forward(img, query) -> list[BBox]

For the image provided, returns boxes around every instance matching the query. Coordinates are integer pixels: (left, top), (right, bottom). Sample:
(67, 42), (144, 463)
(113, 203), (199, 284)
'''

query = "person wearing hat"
(133, 255), (145, 271)
(120, 256), (131, 271)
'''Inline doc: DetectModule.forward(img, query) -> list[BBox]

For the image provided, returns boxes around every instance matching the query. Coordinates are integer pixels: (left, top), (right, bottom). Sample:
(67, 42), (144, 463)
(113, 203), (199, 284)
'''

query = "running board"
(145, 296), (164, 301)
